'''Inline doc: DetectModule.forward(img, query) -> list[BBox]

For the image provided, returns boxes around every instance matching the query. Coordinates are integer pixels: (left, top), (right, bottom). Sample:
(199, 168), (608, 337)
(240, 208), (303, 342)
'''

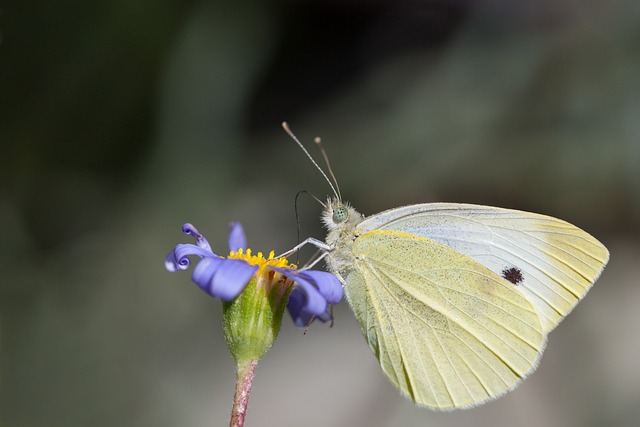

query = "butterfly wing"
(344, 229), (546, 409)
(357, 203), (609, 333)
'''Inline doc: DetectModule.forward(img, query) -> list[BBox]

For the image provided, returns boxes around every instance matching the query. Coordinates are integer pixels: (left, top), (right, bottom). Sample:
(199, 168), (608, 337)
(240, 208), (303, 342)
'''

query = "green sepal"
(222, 274), (293, 365)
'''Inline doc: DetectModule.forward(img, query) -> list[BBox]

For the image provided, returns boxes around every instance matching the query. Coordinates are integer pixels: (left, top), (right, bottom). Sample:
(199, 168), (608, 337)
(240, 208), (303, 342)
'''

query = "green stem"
(229, 359), (258, 427)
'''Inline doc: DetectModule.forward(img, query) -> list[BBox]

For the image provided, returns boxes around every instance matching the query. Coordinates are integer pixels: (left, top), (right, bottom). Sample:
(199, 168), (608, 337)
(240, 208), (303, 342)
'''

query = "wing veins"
(365, 256), (541, 332)
(364, 259), (539, 375)
(364, 261), (453, 407)
(431, 231), (586, 304)
(365, 261), (530, 402)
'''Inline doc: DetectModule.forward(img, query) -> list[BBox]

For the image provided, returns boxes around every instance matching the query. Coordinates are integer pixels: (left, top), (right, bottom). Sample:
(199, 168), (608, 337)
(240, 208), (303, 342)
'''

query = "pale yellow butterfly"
(282, 123), (609, 410)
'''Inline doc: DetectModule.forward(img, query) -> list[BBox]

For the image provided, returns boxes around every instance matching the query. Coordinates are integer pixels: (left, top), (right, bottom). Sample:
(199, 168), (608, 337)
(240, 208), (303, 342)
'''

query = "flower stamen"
(227, 248), (296, 275)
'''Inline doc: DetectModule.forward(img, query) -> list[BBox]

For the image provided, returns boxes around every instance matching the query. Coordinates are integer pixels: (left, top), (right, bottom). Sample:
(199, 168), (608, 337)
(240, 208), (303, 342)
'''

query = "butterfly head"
(322, 198), (363, 231)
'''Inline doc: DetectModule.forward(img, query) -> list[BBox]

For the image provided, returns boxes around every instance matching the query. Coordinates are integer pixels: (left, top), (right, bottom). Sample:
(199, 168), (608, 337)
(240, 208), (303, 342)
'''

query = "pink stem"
(229, 360), (258, 427)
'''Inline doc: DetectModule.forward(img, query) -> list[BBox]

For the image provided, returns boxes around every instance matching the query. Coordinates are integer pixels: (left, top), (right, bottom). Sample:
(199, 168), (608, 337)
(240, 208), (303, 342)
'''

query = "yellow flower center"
(227, 248), (297, 274)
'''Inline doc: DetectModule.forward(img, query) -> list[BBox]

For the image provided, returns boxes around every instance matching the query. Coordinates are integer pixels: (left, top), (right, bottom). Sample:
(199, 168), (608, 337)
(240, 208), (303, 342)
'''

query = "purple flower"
(165, 222), (343, 327)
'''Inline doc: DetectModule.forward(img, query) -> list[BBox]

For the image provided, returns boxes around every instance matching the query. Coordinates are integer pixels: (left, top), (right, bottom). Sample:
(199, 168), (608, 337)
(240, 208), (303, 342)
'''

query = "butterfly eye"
(333, 206), (349, 223)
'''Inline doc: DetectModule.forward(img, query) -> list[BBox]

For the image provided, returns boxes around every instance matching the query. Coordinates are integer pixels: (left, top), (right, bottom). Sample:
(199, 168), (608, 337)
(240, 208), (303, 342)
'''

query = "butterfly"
(282, 123), (609, 410)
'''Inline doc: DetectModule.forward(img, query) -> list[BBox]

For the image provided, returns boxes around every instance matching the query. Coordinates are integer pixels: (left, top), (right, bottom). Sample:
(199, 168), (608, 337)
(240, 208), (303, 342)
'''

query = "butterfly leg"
(276, 237), (332, 259)
(300, 249), (330, 270)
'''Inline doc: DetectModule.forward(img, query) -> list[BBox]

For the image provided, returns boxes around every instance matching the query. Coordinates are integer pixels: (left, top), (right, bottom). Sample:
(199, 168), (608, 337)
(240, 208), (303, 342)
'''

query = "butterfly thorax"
(322, 198), (364, 277)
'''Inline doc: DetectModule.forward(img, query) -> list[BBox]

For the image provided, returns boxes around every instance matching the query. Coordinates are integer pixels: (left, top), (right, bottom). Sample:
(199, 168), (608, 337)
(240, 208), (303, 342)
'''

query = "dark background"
(1, 1), (639, 426)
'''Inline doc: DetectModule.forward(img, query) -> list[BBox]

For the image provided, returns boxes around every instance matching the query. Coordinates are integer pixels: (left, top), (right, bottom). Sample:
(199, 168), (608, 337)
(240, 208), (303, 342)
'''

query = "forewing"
(357, 203), (609, 333)
(344, 230), (545, 409)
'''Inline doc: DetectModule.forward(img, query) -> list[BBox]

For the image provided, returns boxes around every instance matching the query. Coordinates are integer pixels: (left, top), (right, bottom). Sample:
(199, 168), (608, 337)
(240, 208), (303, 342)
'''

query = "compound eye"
(332, 206), (349, 223)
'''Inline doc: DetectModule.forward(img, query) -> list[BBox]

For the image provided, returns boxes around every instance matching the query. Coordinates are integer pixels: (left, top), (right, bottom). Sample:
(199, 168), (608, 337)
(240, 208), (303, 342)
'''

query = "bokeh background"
(1, 1), (639, 426)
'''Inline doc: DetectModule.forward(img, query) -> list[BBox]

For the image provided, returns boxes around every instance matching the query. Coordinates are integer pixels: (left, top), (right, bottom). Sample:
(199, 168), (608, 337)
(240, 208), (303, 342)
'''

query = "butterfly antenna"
(282, 122), (340, 201)
(314, 136), (342, 202)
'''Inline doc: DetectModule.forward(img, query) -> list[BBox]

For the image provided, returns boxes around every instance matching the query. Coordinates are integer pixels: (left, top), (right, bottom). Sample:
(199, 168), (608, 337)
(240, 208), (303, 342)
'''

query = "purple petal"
(287, 288), (316, 327)
(296, 270), (343, 304)
(191, 257), (224, 294)
(165, 243), (215, 272)
(210, 259), (258, 301)
(182, 223), (213, 253)
(228, 221), (247, 252)
(277, 269), (328, 317)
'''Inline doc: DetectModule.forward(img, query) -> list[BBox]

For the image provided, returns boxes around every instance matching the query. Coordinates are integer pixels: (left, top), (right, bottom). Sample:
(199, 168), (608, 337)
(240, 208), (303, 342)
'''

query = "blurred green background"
(1, 1), (639, 426)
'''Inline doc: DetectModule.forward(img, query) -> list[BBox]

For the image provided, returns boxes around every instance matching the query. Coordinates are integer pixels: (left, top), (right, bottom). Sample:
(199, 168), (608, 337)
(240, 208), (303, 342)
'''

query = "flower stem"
(229, 359), (258, 427)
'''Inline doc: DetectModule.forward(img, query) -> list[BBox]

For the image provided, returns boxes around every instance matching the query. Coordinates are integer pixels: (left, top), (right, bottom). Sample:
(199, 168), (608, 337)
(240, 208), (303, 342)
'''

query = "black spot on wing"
(501, 267), (524, 285)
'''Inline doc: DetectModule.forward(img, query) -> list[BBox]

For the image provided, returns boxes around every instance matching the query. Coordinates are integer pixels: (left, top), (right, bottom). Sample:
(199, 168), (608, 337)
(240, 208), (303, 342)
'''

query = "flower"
(165, 222), (343, 328)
